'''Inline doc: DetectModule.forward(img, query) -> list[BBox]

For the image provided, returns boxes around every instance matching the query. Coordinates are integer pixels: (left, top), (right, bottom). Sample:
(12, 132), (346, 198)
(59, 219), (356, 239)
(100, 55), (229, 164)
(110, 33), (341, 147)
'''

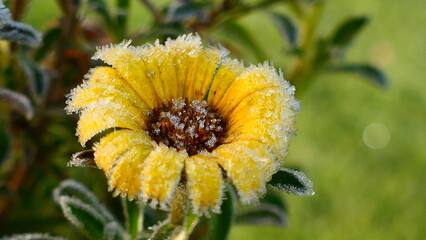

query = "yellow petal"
(93, 35), (222, 108)
(215, 63), (298, 160)
(140, 144), (186, 209)
(207, 58), (245, 114)
(183, 47), (221, 100)
(227, 90), (296, 160)
(109, 144), (153, 199)
(93, 41), (162, 108)
(185, 154), (223, 214)
(94, 129), (151, 175)
(214, 141), (276, 204)
(66, 67), (150, 114)
(76, 98), (146, 145)
(213, 64), (280, 117)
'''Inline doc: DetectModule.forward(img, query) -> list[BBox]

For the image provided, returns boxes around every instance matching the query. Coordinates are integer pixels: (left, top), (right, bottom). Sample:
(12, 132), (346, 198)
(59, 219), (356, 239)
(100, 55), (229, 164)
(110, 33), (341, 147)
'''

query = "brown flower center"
(147, 98), (227, 156)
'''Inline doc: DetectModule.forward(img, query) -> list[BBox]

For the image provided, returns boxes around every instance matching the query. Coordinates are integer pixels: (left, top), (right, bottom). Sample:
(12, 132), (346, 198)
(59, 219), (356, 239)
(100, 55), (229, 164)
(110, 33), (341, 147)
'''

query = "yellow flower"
(66, 34), (299, 215)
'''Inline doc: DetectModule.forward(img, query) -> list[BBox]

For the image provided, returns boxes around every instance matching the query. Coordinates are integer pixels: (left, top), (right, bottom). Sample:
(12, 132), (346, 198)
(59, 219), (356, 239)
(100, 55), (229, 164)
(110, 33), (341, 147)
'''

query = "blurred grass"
(19, 0), (426, 239)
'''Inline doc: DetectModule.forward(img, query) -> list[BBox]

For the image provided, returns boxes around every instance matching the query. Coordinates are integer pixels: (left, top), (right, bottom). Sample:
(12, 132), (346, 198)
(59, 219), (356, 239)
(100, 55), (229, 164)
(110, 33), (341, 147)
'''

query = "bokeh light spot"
(363, 122), (391, 149)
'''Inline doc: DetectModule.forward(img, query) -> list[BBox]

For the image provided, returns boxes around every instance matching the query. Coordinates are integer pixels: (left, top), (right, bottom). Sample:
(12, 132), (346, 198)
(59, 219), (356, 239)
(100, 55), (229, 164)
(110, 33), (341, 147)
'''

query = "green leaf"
(54, 181), (127, 239)
(329, 64), (389, 88)
(236, 205), (286, 226)
(104, 222), (127, 240)
(34, 27), (61, 61)
(236, 190), (287, 226)
(0, 2), (41, 47)
(0, 233), (67, 240)
(0, 88), (34, 119)
(57, 196), (106, 239)
(268, 168), (314, 196)
(221, 22), (266, 60)
(206, 187), (234, 240)
(53, 179), (115, 223)
(169, 2), (213, 22)
(270, 12), (298, 48)
(68, 150), (97, 168)
(330, 16), (368, 49)
(54, 180), (126, 240)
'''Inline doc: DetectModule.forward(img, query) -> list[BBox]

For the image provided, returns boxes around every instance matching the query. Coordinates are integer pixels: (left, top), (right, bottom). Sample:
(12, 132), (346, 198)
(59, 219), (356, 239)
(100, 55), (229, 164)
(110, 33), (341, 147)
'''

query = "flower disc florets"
(148, 98), (226, 156)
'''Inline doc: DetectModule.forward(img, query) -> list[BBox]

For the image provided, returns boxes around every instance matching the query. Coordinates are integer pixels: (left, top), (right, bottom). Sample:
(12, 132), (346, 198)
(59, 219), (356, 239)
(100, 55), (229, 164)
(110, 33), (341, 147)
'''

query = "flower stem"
(122, 197), (144, 239)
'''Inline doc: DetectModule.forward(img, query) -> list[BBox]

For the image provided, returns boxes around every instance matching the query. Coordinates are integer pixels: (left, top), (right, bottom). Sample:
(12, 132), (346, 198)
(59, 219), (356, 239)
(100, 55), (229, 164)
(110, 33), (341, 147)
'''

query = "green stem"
(122, 197), (144, 239)
(287, 1), (325, 95)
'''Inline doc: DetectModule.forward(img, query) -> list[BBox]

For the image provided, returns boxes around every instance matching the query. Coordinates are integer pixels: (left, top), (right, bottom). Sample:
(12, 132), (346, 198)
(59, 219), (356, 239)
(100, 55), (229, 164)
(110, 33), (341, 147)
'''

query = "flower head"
(66, 34), (299, 215)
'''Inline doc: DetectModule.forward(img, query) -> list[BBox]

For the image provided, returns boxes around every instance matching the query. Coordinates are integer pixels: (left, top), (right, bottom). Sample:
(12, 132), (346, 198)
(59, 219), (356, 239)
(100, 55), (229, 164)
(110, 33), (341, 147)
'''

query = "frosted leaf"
(0, 233), (67, 240)
(0, 2), (41, 47)
(68, 150), (98, 168)
(53, 179), (115, 221)
(0, 88), (34, 119)
(268, 168), (314, 196)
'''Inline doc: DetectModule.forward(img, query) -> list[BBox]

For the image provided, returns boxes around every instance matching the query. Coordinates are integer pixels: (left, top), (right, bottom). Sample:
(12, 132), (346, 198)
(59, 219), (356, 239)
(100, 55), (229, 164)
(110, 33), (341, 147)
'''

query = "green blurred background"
(8, 0), (426, 239)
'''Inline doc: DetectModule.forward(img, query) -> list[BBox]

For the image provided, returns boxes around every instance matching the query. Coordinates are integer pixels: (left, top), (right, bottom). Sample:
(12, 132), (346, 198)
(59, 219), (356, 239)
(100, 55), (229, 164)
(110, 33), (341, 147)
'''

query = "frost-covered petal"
(185, 154), (223, 214)
(140, 144), (186, 209)
(93, 41), (162, 108)
(214, 141), (276, 204)
(110, 144), (153, 199)
(66, 67), (150, 114)
(76, 98), (146, 146)
(207, 58), (245, 112)
(93, 34), (222, 108)
(214, 63), (298, 160)
(94, 129), (151, 175)
(136, 35), (222, 102)
(226, 90), (297, 160)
